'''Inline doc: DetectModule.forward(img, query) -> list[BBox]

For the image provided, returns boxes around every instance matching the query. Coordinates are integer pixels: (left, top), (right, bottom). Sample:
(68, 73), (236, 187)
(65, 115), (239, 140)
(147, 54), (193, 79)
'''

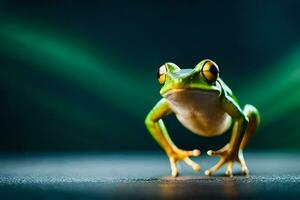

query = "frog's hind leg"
(237, 104), (260, 175)
(205, 104), (260, 177)
(240, 104), (260, 149)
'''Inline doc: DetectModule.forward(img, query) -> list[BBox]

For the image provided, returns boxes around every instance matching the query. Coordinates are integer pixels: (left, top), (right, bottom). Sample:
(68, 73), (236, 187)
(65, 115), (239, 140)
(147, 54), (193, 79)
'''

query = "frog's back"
(165, 85), (232, 137)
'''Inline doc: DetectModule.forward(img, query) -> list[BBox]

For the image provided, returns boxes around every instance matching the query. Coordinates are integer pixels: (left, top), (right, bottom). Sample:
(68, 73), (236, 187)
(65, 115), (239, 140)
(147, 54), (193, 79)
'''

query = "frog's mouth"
(163, 88), (220, 99)
(163, 89), (186, 98)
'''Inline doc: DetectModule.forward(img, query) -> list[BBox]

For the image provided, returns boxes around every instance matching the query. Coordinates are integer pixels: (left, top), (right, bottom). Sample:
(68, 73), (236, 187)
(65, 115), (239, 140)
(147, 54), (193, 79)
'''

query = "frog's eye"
(157, 64), (167, 84)
(201, 60), (219, 83)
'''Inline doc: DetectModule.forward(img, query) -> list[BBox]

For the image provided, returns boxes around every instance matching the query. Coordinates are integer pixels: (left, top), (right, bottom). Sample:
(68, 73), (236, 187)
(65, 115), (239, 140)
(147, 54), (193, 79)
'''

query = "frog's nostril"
(174, 79), (184, 88)
(174, 79), (182, 84)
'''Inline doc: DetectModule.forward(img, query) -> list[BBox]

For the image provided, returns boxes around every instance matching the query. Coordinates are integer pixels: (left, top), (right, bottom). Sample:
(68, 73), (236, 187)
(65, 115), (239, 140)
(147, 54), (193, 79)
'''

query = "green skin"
(145, 60), (260, 177)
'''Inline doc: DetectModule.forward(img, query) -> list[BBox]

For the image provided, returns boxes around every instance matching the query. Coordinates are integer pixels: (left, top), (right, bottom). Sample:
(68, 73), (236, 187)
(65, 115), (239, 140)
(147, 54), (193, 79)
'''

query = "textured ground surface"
(0, 152), (299, 199)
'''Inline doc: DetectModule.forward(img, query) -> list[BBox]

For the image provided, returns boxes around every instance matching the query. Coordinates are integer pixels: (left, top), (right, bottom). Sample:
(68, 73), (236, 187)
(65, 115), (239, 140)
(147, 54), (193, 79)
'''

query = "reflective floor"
(0, 152), (299, 199)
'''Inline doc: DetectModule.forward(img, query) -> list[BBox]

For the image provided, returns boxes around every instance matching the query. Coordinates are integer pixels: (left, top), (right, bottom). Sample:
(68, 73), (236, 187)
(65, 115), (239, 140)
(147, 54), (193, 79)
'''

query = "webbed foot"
(168, 149), (201, 177)
(205, 144), (249, 177)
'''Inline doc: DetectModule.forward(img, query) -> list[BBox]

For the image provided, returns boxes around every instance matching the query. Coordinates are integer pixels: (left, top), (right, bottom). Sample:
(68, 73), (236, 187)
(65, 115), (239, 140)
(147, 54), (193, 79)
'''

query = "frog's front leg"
(205, 96), (260, 177)
(145, 99), (201, 177)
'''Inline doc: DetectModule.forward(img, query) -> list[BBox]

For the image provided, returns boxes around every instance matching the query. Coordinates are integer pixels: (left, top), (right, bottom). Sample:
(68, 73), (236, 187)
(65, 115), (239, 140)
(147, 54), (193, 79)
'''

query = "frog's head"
(157, 59), (221, 96)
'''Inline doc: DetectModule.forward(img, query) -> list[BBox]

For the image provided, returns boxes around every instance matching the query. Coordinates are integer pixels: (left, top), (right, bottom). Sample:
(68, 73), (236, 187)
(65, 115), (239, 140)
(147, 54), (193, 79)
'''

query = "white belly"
(164, 89), (232, 137)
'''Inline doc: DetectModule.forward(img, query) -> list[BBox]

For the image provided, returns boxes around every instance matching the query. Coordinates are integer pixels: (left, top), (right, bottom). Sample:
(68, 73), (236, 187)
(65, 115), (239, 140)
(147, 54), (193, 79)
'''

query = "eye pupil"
(156, 69), (161, 80)
(209, 64), (219, 76)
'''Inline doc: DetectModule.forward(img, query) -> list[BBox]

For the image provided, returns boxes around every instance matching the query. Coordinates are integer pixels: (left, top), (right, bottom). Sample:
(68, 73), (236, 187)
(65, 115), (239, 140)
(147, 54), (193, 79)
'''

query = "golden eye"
(201, 60), (219, 83)
(157, 64), (167, 84)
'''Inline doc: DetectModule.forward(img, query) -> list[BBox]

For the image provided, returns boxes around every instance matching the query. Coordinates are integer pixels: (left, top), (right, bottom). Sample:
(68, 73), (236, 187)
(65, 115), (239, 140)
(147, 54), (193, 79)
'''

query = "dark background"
(0, 0), (300, 152)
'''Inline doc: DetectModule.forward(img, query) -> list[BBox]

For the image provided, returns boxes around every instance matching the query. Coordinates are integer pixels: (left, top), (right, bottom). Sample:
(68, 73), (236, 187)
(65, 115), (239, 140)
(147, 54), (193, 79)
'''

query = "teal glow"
(0, 21), (155, 118)
(239, 46), (300, 124)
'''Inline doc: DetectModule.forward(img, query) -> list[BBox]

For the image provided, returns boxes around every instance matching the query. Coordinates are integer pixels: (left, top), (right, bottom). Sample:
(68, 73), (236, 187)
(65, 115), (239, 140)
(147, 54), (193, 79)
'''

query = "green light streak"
(239, 46), (300, 124)
(0, 21), (156, 118)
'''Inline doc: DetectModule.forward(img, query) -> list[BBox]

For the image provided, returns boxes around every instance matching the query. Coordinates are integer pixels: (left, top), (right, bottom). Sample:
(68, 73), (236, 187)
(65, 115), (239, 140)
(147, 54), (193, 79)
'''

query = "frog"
(145, 59), (260, 177)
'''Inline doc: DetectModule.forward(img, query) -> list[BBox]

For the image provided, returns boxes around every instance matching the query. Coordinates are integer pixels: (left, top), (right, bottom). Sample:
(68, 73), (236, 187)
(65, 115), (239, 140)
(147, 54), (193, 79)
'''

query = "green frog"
(145, 59), (260, 177)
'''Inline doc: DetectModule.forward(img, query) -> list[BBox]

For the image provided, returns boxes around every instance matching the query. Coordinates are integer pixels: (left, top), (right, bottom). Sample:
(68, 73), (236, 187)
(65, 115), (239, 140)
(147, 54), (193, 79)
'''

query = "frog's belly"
(164, 90), (232, 137)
